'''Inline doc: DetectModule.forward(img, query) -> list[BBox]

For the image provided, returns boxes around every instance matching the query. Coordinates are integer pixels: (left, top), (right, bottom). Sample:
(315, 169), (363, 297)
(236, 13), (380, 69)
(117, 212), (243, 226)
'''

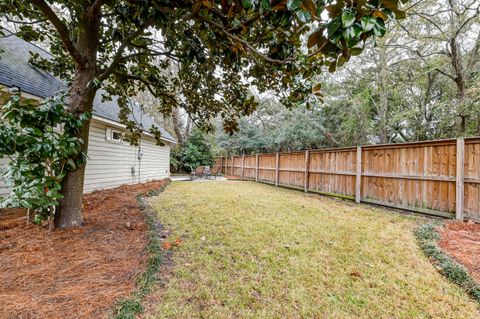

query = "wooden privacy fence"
(213, 137), (480, 222)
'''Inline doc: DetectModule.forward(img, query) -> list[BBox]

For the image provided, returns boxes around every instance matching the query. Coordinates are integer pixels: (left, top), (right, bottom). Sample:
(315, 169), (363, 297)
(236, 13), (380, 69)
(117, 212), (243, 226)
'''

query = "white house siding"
(83, 119), (171, 192)
(0, 119), (171, 197)
(0, 156), (11, 197)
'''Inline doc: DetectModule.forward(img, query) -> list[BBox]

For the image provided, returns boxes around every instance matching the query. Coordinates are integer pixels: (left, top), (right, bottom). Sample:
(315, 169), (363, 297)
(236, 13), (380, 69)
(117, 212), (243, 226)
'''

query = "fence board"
(257, 154), (276, 184)
(218, 137), (480, 221)
(278, 152), (305, 189)
(243, 155), (256, 180)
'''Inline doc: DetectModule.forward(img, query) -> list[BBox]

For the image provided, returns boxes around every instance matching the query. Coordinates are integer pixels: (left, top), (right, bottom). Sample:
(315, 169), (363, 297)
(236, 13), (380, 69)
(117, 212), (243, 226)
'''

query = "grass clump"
(415, 222), (480, 303)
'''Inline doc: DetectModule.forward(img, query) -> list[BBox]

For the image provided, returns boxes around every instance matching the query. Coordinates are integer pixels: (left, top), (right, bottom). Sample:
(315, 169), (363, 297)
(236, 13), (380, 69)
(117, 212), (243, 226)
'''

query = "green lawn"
(148, 181), (479, 318)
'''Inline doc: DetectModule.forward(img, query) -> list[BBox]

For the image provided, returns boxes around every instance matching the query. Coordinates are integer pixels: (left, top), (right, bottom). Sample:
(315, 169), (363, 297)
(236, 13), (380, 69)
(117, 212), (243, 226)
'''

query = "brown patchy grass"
(0, 179), (168, 319)
(148, 181), (479, 319)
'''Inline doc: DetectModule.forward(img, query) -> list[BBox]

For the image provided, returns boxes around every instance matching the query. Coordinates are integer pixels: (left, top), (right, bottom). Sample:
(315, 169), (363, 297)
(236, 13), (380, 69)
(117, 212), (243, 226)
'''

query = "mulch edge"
(414, 222), (480, 304)
(112, 180), (171, 319)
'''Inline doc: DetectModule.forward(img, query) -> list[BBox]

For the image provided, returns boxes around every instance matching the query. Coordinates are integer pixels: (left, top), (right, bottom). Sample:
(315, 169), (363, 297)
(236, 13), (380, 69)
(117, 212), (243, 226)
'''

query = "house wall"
(0, 118), (171, 197)
(84, 119), (171, 192)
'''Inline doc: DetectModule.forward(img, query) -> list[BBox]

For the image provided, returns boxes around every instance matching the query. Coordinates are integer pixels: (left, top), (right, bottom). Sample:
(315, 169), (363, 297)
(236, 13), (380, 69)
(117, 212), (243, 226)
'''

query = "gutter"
(92, 115), (177, 144)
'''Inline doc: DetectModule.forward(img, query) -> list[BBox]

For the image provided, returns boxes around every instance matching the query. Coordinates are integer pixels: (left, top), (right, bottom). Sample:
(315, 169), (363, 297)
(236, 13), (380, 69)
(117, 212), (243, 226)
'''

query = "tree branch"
(466, 30), (480, 74)
(119, 49), (182, 62)
(30, 0), (84, 66)
(434, 67), (455, 80)
(96, 19), (154, 82)
(203, 19), (296, 64)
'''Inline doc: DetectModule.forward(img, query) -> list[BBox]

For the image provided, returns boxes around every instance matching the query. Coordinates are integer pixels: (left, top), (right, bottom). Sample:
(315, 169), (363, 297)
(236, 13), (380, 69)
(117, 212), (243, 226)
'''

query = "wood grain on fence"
(215, 137), (480, 221)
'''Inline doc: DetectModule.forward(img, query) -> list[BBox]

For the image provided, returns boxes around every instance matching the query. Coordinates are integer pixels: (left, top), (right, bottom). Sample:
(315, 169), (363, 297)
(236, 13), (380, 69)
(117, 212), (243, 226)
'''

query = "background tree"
(0, 0), (404, 228)
(216, 0), (480, 153)
(171, 128), (215, 173)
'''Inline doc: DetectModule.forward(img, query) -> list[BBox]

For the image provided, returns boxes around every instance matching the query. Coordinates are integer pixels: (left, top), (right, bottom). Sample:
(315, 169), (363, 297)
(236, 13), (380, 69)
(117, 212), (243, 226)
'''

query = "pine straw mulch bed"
(438, 221), (480, 284)
(415, 220), (480, 303)
(0, 179), (168, 319)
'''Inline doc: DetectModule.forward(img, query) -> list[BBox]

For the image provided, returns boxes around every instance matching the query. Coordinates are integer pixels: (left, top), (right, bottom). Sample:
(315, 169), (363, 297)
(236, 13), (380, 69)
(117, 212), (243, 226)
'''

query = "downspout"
(138, 137), (142, 183)
(138, 105), (144, 183)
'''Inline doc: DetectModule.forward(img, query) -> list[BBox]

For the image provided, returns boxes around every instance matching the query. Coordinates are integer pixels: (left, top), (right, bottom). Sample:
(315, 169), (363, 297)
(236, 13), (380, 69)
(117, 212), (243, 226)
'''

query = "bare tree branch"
(434, 67), (455, 81)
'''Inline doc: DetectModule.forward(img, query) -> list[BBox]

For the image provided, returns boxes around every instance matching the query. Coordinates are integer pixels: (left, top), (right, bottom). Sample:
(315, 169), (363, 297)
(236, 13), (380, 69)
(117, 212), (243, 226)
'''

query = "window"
(112, 131), (122, 141)
(106, 127), (123, 142)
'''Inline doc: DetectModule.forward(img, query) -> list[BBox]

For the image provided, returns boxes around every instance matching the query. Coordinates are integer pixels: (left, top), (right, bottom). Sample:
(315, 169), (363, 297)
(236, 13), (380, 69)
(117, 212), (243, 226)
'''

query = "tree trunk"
(377, 39), (390, 144)
(184, 116), (191, 139)
(171, 108), (184, 144)
(55, 116), (92, 228)
(55, 80), (96, 228)
(55, 10), (100, 228)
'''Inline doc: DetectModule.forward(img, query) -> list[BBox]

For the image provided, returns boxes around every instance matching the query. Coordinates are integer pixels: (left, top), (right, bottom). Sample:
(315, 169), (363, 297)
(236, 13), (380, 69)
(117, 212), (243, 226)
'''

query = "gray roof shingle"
(0, 30), (175, 142)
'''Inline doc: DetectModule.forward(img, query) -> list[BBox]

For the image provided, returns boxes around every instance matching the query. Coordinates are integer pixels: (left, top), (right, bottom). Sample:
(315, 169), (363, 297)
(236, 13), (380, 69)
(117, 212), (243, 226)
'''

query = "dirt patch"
(439, 221), (480, 283)
(0, 179), (168, 319)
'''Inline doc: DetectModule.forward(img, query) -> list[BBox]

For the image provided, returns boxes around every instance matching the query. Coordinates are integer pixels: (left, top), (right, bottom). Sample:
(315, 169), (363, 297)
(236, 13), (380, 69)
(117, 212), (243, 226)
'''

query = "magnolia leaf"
(300, 0), (317, 15)
(260, 0), (270, 11)
(342, 25), (362, 47)
(271, 3), (286, 11)
(327, 17), (342, 38)
(312, 83), (321, 93)
(394, 9), (406, 19)
(382, 0), (407, 19)
(329, 61), (337, 73)
(337, 55), (347, 67)
(325, 2), (344, 18)
(341, 9), (356, 28)
(287, 0), (301, 11)
(350, 47), (363, 56)
(373, 10), (388, 20)
(296, 10), (311, 23)
(242, 0), (253, 9)
(373, 19), (386, 36)
(307, 30), (322, 49)
(360, 16), (376, 32)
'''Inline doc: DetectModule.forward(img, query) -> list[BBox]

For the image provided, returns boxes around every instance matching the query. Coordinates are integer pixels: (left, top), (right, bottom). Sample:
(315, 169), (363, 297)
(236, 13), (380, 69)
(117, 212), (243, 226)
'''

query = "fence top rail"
(217, 136), (480, 158)
(362, 137), (479, 150)
(465, 137), (480, 144)
(309, 147), (357, 154)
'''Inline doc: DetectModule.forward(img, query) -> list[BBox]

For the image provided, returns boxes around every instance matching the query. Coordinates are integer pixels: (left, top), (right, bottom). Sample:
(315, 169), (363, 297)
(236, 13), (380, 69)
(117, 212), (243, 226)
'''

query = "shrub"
(0, 93), (89, 228)
(171, 128), (214, 173)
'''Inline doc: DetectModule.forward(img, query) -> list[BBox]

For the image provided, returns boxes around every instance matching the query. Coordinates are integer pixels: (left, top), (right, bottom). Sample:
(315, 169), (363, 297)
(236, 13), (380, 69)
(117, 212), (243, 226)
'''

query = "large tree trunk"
(55, 9), (100, 228)
(55, 104), (93, 228)
(56, 161), (87, 228)
(55, 74), (97, 228)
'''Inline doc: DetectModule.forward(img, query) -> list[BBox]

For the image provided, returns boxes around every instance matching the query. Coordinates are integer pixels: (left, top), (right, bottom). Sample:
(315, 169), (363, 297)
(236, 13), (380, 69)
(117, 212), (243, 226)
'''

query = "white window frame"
(106, 127), (123, 143)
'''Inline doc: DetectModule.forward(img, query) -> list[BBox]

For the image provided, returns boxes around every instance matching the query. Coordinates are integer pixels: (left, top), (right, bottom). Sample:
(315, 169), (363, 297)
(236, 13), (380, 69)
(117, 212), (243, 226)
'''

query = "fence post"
(304, 150), (310, 193)
(275, 152), (280, 187)
(241, 155), (245, 180)
(231, 156), (234, 176)
(456, 138), (465, 220)
(255, 154), (259, 182)
(355, 146), (362, 204)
